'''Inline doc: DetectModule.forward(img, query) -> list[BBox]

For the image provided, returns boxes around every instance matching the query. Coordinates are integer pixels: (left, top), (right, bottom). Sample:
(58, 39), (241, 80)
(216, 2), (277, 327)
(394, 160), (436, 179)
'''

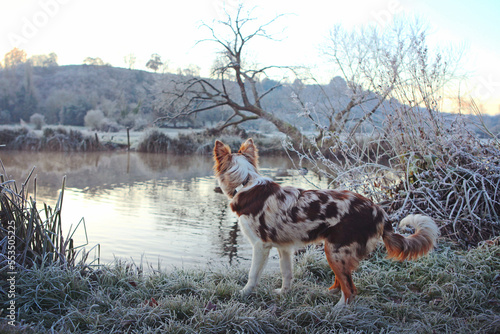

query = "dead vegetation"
(137, 128), (285, 155)
(286, 103), (500, 247)
(0, 126), (126, 151)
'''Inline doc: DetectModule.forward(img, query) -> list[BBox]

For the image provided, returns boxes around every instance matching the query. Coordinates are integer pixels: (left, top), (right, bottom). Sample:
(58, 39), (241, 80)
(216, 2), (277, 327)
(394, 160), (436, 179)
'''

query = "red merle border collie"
(214, 138), (439, 307)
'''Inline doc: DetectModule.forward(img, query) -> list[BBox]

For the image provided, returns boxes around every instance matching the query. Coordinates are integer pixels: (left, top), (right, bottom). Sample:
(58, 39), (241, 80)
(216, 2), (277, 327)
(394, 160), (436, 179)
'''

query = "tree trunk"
(257, 108), (303, 144)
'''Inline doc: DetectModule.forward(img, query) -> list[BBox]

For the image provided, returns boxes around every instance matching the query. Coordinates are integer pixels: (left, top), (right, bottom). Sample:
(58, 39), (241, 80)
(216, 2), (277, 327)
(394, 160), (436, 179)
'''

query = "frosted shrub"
(284, 20), (498, 246)
(99, 118), (121, 132)
(84, 109), (105, 130)
(30, 113), (45, 130)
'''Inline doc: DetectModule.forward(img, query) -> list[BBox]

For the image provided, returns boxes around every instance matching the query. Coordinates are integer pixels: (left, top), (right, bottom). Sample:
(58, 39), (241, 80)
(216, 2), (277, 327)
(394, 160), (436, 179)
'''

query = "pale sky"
(1, 0), (499, 115)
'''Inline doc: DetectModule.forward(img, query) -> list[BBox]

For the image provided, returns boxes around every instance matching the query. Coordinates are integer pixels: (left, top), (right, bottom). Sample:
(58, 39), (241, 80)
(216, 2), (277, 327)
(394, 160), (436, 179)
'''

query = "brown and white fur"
(214, 138), (439, 307)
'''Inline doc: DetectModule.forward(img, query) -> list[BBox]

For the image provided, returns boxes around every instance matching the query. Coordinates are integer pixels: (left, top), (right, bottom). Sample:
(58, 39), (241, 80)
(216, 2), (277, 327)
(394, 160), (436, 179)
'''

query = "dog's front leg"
(241, 242), (270, 296)
(276, 247), (293, 294)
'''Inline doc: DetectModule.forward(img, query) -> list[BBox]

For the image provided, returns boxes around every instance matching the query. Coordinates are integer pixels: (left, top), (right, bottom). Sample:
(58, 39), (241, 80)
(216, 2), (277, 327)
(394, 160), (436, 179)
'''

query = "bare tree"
(292, 19), (461, 146)
(155, 5), (304, 141)
(284, 19), (499, 247)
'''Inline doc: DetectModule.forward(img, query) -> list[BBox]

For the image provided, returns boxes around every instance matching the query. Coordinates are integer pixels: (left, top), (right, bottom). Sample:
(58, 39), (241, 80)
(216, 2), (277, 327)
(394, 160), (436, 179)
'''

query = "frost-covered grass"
(3, 241), (499, 333)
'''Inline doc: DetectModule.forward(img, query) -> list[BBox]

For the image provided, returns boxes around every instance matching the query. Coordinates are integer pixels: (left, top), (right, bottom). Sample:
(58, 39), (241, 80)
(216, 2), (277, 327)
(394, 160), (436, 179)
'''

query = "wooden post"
(127, 128), (131, 151)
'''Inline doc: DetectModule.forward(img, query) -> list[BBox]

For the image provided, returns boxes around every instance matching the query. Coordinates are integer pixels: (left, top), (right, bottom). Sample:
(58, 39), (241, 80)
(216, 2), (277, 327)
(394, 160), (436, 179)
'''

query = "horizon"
(1, 0), (499, 115)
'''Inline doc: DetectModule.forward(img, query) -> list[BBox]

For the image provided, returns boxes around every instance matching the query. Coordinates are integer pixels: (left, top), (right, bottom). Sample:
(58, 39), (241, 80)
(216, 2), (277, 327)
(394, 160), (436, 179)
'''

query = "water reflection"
(0, 150), (326, 269)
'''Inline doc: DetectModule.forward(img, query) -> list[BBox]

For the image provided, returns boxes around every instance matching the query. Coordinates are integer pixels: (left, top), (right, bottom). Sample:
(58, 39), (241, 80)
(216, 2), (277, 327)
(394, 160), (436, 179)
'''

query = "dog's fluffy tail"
(382, 214), (439, 261)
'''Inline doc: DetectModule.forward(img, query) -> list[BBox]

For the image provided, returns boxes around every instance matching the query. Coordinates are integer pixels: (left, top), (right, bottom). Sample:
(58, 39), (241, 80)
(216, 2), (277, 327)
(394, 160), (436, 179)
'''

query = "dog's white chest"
(238, 216), (260, 245)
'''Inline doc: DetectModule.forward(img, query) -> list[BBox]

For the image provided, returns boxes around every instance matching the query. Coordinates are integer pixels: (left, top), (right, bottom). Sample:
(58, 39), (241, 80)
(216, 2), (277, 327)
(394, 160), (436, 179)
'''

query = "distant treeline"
(1, 62), (499, 136)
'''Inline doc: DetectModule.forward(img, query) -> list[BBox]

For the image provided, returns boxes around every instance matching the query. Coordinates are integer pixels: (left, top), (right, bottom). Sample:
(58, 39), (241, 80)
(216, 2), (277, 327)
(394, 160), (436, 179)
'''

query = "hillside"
(0, 65), (156, 128)
(1, 64), (499, 136)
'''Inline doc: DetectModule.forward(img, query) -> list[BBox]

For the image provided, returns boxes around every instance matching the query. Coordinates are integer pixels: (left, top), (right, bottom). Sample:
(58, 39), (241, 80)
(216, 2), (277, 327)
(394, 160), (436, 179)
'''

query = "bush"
(132, 117), (150, 131)
(98, 118), (121, 132)
(0, 126), (127, 152)
(0, 126), (29, 146)
(137, 129), (171, 153)
(84, 109), (105, 130)
(137, 128), (285, 155)
(286, 107), (500, 247)
(41, 127), (105, 151)
(84, 109), (122, 132)
(29, 113), (45, 130)
(11, 130), (41, 150)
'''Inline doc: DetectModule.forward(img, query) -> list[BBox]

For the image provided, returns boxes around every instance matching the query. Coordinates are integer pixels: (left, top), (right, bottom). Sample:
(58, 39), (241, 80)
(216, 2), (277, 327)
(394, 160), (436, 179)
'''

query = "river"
(1, 150), (328, 271)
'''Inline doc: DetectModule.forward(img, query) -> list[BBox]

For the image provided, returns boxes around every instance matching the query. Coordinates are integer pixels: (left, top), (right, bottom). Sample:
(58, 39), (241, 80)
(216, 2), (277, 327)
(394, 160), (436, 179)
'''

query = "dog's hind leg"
(329, 275), (341, 293)
(324, 242), (359, 307)
(241, 242), (271, 296)
(276, 247), (293, 294)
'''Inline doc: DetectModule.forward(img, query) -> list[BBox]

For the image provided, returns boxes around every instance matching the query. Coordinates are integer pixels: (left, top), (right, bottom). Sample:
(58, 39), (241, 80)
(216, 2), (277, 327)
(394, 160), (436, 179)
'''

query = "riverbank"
(2, 241), (499, 333)
(2, 132), (499, 333)
(0, 126), (127, 152)
(0, 125), (286, 155)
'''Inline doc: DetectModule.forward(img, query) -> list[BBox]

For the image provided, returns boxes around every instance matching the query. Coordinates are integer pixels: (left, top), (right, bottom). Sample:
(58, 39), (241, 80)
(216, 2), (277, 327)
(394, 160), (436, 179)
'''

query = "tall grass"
(4, 241), (499, 333)
(0, 162), (97, 270)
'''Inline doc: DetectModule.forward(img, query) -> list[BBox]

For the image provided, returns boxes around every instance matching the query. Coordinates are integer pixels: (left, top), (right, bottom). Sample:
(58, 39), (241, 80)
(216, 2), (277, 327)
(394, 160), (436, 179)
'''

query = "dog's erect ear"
(214, 140), (231, 162)
(238, 138), (258, 167)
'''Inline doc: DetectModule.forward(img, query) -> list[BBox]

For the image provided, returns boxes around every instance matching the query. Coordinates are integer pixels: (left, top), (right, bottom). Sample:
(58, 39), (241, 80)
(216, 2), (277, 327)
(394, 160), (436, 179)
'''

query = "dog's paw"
(333, 293), (353, 310)
(333, 299), (347, 310)
(274, 287), (289, 295)
(240, 287), (253, 297)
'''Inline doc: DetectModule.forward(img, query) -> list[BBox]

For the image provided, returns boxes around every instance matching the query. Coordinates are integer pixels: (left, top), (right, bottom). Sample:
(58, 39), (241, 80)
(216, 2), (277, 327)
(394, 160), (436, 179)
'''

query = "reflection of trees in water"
(2, 151), (296, 191)
(214, 200), (241, 265)
(1, 150), (322, 266)
(137, 152), (213, 177)
(147, 178), (245, 265)
(1, 151), (215, 191)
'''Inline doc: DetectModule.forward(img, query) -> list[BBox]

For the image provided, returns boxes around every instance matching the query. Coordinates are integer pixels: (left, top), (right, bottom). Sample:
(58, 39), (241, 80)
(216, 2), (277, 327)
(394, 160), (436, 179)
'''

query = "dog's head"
(213, 138), (259, 198)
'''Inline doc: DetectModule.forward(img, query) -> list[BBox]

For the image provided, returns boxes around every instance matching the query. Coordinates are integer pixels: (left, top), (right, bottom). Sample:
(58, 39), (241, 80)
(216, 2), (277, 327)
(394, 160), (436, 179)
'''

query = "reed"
(0, 162), (97, 271)
(136, 129), (180, 153)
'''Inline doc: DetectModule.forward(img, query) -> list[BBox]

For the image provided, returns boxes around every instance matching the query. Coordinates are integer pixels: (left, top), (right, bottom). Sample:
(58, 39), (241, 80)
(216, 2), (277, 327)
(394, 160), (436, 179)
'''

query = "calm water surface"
(1, 150), (328, 270)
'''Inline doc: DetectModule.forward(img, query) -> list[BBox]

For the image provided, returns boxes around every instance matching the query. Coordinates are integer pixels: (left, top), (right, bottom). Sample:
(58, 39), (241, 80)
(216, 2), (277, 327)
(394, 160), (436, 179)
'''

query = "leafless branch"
(154, 3), (304, 140)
